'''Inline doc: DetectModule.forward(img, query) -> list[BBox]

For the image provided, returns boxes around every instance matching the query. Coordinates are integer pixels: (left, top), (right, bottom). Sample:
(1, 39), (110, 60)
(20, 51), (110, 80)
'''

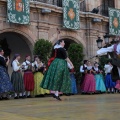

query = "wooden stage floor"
(0, 94), (120, 120)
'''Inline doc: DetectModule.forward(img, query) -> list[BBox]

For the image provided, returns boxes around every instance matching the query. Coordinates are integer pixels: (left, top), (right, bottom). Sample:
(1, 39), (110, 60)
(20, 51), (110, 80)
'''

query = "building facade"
(0, 0), (119, 74)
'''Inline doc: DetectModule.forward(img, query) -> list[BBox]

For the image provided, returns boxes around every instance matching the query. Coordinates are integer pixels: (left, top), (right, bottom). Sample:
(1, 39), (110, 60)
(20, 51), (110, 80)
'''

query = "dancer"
(0, 48), (13, 99)
(22, 55), (34, 98)
(40, 40), (74, 101)
(81, 61), (96, 94)
(80, 60), (88, 92)
(93, 62), (106, 93)
(31, 56), (49, 97)
(68, 62), (77, 95)
(11, 54), (25, 99)
(104, 60), (116, 93)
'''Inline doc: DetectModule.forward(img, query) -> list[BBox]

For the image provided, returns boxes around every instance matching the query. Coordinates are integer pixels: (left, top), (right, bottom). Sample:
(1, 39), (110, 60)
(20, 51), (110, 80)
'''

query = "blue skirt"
(0, 66), (13, 93)
(95, 74), (106, 92)
(105, 74), (116, 88)
(70, 73), (77, 94)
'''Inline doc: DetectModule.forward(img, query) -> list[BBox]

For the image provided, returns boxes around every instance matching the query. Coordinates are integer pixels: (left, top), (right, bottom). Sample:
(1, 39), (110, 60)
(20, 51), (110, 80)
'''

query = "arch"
(0, 28), (35, 53)
(49, 32), (86, 48)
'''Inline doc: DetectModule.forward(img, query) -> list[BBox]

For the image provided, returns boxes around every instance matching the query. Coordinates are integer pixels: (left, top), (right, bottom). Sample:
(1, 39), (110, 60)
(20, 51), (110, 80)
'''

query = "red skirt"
(24, 72), (34, 91)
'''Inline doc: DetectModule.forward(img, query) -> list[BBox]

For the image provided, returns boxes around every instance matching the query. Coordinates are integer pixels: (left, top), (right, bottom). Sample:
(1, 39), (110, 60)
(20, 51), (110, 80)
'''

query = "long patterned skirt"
(31, 72), (49, 96)
(70, 73), (77, 94)
(24, 71), (34, 91)
(95, 74), (106, 92)
(81, 73), (96, 93)
(0, 66), (13, 93)
(11, 71), (25, 93)
(105, 74), (116, 89)
(40, 58), (71, 93)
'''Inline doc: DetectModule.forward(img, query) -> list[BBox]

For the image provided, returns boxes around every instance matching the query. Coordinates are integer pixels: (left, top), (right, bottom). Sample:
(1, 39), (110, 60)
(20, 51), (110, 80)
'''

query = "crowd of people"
(0, 38), (120, 101)
(80, 60), (120, 94)
(0, 40), (78, 101)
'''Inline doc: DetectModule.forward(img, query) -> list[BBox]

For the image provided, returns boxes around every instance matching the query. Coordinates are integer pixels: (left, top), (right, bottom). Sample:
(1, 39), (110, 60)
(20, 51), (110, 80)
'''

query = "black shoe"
(14, 97), (19, 99)
(0, 97), (3, 100)
(22, 95), (26, 99)
(54, 95), (62, 101)
(27, 95), (32, 98)
(55, 96), (62, 101)
(52, 94), (56, 98)
(2, 97), (10, 100)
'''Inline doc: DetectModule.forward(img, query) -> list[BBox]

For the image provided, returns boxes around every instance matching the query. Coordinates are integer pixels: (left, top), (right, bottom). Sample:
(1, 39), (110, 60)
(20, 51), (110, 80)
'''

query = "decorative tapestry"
(63, 0), (80, 30)
(109, 8), (120, 35)
(7, 0), (30, 24)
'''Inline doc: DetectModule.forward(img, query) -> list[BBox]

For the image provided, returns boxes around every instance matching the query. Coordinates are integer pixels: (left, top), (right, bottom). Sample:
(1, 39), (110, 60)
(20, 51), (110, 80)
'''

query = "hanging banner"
(63, 0), (80, 30)
(109, 8), (120, 35)
(7, 0), (30, 24)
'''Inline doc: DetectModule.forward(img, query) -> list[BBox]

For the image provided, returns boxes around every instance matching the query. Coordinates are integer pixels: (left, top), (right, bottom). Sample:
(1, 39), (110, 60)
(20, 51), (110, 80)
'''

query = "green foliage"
(99, 55), (111, 70)
(34, 39), (53, 63)
(68, 43), (84, 83)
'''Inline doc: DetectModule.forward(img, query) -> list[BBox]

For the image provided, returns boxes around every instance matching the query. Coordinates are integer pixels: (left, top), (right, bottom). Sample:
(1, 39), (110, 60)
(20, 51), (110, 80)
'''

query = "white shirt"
(94, 67), (99, 71)
(12, 59), (20, 71)
(0, 55), (5, 59)
(22, 60), (31, 70)
(97, 43), (120, 56)
(104, 64), (113, 74)
(32, 61), (38, 68)
(116, 43), (120, 54)
(67, 62), (73, 69)
(80, 64), (87, 73)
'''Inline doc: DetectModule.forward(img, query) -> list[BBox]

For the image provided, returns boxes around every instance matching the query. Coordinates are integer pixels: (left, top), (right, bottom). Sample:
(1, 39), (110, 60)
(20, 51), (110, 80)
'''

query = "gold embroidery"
(68, 8), (75, 20)
(113, 18), (119, 28)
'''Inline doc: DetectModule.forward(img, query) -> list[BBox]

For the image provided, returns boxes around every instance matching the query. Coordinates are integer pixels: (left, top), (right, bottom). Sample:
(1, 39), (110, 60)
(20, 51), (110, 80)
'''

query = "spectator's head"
(94, 62), (99, 67)
(25, 55), (31, 61)
(83, 60), (88, 65)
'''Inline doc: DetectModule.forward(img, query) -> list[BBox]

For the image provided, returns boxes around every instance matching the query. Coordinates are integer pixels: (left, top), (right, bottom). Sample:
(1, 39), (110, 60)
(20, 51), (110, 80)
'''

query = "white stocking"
(54, 91), (59, 96)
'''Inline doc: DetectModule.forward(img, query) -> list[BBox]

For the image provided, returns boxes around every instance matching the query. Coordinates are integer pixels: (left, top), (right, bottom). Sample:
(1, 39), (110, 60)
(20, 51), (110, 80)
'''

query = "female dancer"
(41, 40), (74, 101)
(11, 54), (25, 99)
(93, 62), (106, 93)
(81, 61), (96, 94)
(22, 55), (34, 98)
(0, 48), (13, 99)
(104, 61), (116, 93)
(31, 56), (49, 97)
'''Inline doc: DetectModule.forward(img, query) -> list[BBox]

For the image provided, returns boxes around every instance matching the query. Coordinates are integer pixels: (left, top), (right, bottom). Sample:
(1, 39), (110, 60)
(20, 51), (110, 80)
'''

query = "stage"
(0, 94), (120, 120)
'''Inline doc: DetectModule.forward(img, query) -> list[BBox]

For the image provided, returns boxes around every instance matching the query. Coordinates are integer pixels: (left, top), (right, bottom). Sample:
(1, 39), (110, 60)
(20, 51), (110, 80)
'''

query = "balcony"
(30, 0), (62, 7)
(97, 4), (109, 17)
(30, 0), (86, 12)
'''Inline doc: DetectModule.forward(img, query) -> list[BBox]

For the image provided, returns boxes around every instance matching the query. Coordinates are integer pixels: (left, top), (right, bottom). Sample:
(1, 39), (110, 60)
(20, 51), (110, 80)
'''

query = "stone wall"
(0, 0), (111, 62)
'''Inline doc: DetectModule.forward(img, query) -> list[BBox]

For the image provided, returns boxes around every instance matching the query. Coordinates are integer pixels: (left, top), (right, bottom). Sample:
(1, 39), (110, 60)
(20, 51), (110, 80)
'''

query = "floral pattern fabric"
(40, 58), (71, 93)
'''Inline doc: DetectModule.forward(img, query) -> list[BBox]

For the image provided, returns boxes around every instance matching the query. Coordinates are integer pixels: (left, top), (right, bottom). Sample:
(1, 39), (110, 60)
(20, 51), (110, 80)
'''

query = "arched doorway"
(0, 32), (33, 75)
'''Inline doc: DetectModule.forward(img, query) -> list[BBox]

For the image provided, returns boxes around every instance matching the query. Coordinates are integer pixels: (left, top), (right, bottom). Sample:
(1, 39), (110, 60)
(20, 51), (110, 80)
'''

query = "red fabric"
(24, 72), (34, 91)
(47, 57), (55, 67)
(70, 68), (75, 73)
(47, 49), (57, 69)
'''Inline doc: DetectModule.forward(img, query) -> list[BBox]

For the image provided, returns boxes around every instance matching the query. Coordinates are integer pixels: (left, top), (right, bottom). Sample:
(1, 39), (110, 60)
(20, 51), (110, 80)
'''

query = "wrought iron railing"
(30, 0), (62, 7)
(80, 0), (86, 12)
(30, 0), (85, 11)
(97, 4), (109, 17)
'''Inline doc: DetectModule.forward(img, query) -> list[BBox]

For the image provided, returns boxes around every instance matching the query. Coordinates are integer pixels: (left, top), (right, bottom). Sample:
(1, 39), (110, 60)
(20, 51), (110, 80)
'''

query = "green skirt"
(40, 58), (71, 93)
(11, 71), (25, 93)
